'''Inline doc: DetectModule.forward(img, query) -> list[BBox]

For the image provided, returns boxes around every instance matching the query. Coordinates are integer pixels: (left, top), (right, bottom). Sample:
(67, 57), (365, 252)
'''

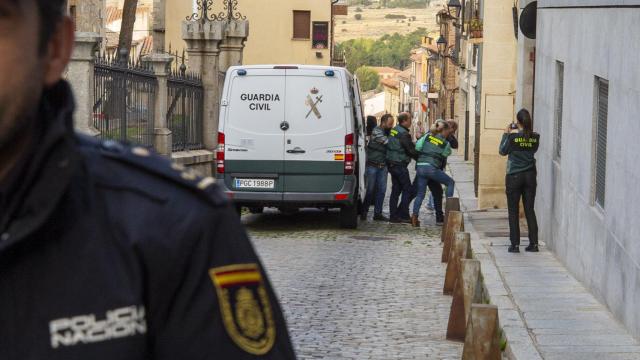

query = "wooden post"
(443, 232), (471, 295)
(440, 197), (461, 243)
(447, 259), (481, 342)
(442, 211), (464, 263)
(462, 304), (502, 360)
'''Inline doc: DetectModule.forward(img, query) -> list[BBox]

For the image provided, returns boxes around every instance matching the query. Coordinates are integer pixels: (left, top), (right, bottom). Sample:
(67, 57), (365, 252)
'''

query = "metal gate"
(167, 68), (204, 152)
(94, 56), (157, 147)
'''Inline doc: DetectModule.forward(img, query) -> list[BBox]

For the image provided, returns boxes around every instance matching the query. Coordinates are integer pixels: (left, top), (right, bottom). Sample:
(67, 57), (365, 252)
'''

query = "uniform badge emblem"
(209, 264), (276, 355)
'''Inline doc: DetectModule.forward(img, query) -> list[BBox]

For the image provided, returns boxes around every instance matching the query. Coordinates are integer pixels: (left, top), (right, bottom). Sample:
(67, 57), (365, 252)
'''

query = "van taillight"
(344, 133), (355, 175)
(216, 132), (225, 174)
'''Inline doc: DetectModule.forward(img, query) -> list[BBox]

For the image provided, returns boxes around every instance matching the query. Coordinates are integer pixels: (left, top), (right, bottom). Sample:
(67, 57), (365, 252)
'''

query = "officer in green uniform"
(411, 120), (455, 227)
(386, 113), (419, 223)
(0, 1), (296, 358)
(499, 109), (541, 253)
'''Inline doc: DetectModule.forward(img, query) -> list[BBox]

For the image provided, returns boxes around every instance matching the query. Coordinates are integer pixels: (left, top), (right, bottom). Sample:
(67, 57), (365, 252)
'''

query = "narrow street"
(244, 175), (463, 359)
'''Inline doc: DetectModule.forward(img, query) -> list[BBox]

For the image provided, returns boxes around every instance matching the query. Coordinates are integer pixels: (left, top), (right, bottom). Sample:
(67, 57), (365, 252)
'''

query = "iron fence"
(94, 55), (157, 148)
(168, 65), (204, 152)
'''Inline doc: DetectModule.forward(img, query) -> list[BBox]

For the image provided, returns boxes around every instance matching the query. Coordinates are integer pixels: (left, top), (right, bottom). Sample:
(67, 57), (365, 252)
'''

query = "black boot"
(525, 244), (539, 252)
(508, 245), (520, 253)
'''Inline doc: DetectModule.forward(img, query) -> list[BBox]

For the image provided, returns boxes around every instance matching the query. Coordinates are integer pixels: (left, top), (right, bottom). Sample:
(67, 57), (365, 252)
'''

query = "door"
(282, 69), (347, 193)
(352, 77), (367, 199)
(222, 69), (286, 194)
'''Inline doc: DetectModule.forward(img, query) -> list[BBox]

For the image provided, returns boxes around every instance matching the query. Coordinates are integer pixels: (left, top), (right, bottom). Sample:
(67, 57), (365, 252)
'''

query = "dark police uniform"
(0, 81), (296, 359)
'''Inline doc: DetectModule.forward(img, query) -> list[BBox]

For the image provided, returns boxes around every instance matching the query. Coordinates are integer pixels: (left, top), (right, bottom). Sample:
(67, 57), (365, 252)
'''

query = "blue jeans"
(388, 164), (413, 220)
(413, 164), (455, 217)
(363, 165), (388, 216)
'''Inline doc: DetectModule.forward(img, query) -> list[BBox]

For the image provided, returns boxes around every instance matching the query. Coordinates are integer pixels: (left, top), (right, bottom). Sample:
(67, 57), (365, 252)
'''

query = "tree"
(355, 66), (380, 92)
(336, 28), (429, 73)
(117, 0), (139, 62)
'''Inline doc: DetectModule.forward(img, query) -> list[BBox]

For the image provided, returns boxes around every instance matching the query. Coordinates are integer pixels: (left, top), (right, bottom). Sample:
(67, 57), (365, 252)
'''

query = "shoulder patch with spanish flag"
(209, 264), (276, 355)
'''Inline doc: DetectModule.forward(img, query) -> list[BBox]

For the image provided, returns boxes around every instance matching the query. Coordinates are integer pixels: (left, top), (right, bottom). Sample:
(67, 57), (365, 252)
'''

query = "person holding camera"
(499, 109), (540, 253)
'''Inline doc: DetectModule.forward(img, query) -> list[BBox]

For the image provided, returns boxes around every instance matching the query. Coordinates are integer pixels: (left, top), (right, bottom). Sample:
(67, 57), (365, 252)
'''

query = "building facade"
(532, 0), (640, 337)
(163, 0), (333, 66)
(475, 0), (517, 208)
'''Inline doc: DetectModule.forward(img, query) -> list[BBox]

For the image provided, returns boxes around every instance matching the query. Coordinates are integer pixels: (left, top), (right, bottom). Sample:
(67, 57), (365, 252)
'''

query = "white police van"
(216, 65), (367, 228)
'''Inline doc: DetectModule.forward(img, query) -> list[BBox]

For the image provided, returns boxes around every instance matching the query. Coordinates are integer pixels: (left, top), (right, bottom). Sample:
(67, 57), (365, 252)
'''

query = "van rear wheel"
(340, 203), (359, 229)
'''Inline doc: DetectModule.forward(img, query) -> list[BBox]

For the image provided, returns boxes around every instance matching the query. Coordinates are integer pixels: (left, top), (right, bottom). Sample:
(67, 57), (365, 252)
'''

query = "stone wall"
(534, 0), (640, 338)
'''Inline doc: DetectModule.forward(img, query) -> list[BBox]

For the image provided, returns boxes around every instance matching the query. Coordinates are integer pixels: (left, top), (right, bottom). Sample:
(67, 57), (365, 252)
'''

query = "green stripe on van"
(224, 160), (345, 193)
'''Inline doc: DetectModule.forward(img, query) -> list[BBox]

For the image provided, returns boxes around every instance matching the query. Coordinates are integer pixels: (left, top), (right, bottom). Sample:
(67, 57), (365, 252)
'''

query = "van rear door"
(282, 69), (347, 194)
(222, 68), (286, 195)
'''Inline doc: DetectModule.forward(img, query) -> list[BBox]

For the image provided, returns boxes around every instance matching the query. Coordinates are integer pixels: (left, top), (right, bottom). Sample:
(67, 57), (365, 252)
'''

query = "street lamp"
(447, 0), (462, 18)
(436, 34), (447, 54)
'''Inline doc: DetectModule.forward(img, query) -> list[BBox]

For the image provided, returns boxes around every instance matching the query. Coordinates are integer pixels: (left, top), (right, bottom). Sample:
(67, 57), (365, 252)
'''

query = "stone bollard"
(447, 259), (481, 342)
(440, 197), (461, 243)
(443, 232), (472, 295)
(441, 211), (464, 263)
(462, 304), (502, 360)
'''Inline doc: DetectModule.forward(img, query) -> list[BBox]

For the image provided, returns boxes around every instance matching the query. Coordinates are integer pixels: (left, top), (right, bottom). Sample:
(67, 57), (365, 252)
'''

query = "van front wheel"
(340, 203), (359, 229)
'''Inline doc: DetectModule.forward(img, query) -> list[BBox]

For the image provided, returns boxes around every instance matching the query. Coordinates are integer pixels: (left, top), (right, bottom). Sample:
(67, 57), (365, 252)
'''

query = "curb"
(462, 213), (544, 360)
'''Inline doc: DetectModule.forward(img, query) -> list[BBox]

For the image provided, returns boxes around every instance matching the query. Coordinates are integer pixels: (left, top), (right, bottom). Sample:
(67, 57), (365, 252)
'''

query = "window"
(293, 11), (311, 39)
(594, 77), (609, 209)
(312, 22), (329, 49)
(554, 61), (564, 160)
(70, 5), (77, 31)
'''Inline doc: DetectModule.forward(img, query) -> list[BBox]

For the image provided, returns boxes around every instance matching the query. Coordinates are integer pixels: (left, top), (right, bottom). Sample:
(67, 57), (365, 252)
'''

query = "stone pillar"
(75, 0), (105, 34)
(68, 32), (101, 137)
(153, 0), (167, 52)
(142, 53), (174, 156)
(218, 21), (249, 73)
(183, 20), (225, 151)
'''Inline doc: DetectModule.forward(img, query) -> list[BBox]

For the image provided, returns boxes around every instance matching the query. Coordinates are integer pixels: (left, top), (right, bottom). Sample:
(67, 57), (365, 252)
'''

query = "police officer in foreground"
(386, 112), (419, 223)
(0, 1), (296, 359)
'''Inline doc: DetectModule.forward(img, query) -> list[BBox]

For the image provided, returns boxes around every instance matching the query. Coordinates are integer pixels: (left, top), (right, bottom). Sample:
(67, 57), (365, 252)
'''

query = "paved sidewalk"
(447, 155), (640, 360)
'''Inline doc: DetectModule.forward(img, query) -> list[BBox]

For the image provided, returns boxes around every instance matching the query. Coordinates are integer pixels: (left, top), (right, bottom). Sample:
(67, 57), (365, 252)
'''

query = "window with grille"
(293, 11), (311, 40)
(554, 61), (564, 160)
(312, 22), (329, 49)
(594, 77), (609, 209)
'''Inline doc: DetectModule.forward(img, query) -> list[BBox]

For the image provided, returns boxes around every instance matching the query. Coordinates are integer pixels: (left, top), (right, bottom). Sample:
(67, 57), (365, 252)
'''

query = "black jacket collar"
(0, 80), (80, 250)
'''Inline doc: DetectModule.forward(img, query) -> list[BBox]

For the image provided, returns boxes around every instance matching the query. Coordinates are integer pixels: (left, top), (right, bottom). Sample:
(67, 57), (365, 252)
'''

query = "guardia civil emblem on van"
(209, 264), (276, 355)
(306, 87), (323, 119)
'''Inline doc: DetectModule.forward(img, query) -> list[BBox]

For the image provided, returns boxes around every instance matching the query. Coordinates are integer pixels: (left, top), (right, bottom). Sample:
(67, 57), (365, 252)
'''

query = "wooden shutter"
(293, 11), (311, 39)
(594, 78), (608, 208)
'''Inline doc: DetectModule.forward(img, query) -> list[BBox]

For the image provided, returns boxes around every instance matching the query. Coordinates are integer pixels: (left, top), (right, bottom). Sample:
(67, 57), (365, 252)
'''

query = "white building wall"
(535, 0), (640, 337)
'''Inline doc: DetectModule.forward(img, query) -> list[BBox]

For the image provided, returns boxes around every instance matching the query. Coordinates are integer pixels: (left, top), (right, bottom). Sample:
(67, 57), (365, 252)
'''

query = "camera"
(510, 123), (519, 130)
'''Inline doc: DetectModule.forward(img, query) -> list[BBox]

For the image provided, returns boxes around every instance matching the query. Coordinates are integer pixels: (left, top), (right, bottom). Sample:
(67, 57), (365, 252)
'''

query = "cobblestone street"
(244, 204), (463, 359)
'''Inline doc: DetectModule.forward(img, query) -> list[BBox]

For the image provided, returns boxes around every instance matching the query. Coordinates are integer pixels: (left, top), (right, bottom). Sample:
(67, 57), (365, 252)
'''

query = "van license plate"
(235, 179), (275, 190)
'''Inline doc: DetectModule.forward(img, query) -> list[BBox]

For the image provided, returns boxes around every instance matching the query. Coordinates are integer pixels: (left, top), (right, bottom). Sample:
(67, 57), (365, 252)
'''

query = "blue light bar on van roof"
(237, 69), (247, 76)
(325, 70), (335, 77)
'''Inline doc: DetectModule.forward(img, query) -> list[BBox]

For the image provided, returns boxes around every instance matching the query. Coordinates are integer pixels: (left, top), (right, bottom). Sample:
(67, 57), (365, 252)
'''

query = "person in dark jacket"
(386, 112), (419, 223)
(362, 114), (394, 221)
(0, 2), (296, 359)
(411, 121), (455, 227)
(499, 109), (541, 253)
(365, 115), (378, 142)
